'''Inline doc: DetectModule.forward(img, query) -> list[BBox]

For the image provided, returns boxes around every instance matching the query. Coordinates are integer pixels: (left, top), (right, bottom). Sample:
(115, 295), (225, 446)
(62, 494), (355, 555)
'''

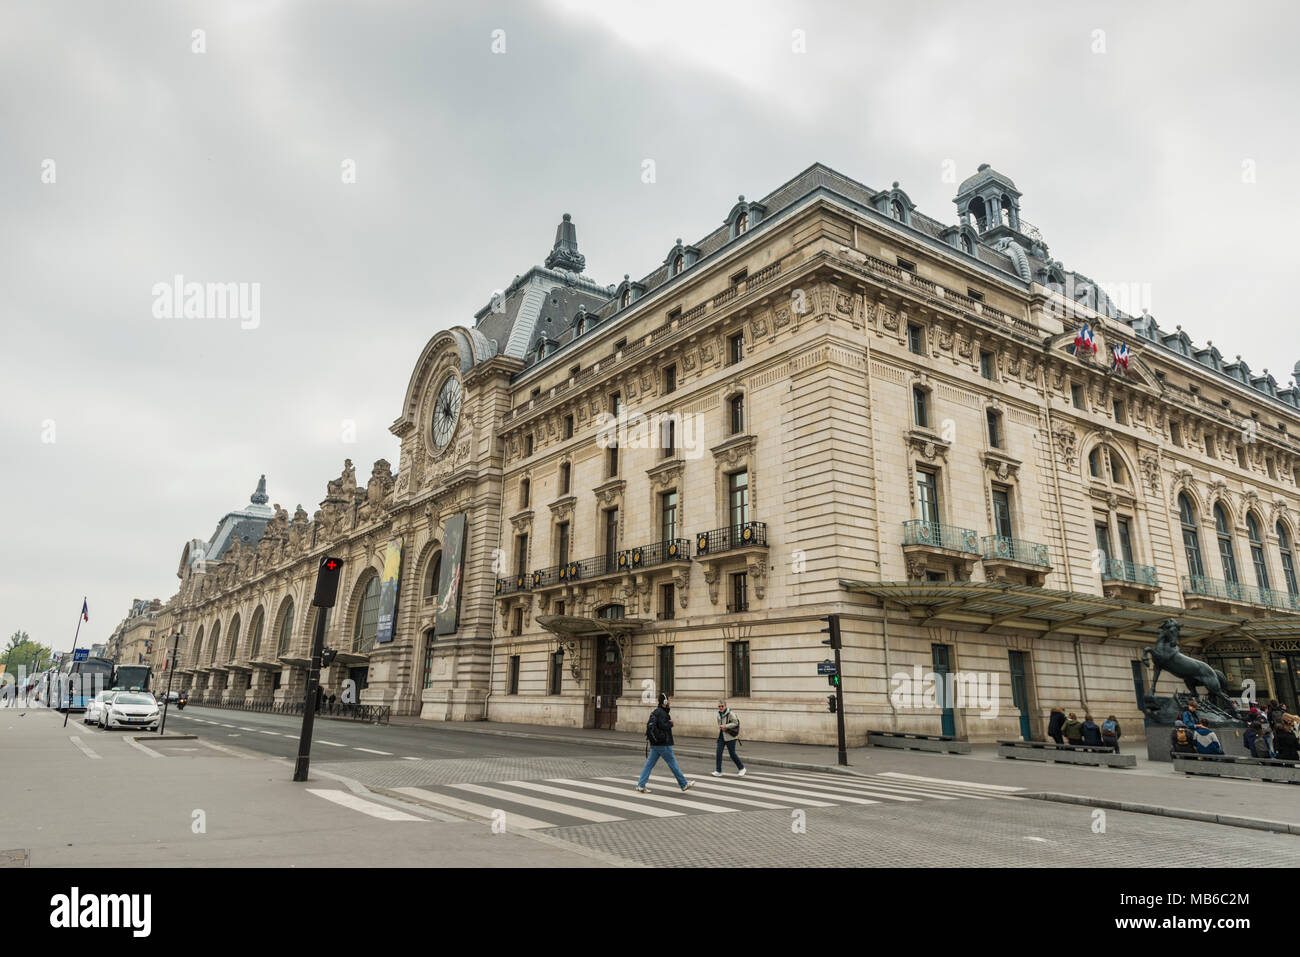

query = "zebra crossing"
(388, 769), (1024, 829)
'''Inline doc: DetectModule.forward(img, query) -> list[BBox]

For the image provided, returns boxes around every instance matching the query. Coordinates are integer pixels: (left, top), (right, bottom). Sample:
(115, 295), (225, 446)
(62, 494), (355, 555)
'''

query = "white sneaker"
(711, 771), (722, 777)
(681, 781), (694, 791)
(738, 768), (747, 776)
(635, 785), (650, 793)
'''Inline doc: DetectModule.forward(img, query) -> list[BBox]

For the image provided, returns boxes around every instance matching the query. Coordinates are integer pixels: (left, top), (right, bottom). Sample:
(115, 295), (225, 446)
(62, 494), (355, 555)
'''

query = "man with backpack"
(636, 693), (693, 793)
(1100, 714), (1122, 753)
(713, 700), (746, 777)
(1170, 723), (1197, 755)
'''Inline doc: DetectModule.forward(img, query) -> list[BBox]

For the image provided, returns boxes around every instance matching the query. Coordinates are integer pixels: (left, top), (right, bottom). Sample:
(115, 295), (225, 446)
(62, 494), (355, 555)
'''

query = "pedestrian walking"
(1047, 706), (1066, 745)
(1062, 712), (1084, 745)
(1100, 714), (1122, 753)
(713, 700), (746, 777)
(328, 693), (337, 712)
(636, 693), (693, 793)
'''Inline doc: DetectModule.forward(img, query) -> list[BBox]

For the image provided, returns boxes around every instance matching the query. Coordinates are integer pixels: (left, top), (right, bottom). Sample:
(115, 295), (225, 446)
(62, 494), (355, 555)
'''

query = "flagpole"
(62, 597), (87, 728)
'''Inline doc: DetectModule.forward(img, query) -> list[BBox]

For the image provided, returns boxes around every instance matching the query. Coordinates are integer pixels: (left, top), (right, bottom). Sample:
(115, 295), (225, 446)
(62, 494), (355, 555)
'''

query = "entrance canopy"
(534, 614), (650, 637)
(839, 580), (1300, 645)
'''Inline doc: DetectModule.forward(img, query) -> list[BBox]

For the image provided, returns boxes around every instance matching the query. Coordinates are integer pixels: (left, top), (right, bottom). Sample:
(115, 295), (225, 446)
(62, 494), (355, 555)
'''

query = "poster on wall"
(435, 513), (468, 635)
(375, 539), (403, 644)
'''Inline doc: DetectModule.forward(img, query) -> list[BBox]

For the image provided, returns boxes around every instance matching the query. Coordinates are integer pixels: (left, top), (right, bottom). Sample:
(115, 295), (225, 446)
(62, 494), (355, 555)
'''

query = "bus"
(54, 656), (114, 711)
(112, 664), (151, 692)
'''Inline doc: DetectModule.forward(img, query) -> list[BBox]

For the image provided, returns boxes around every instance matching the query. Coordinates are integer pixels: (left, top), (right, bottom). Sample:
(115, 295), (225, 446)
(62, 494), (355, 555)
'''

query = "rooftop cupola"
(544, 213), (586, 274)
(953, 163), (1025, 238)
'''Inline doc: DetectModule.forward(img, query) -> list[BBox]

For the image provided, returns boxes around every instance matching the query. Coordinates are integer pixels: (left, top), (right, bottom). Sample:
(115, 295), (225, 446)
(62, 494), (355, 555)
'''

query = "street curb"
(1020, 791), (1300, 835)
(407, 722), (872, 778)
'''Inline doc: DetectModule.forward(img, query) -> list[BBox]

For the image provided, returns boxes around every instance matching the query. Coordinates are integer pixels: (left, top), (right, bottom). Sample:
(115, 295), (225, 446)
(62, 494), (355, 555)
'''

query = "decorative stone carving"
(1053, 425), (1078, 470)
(1139, 453), (1161, 495)
(702, 564), (721, 605)
(748, 557), (768, 599)
(882, 309), (899, 332)
(774, 307), (791, 330)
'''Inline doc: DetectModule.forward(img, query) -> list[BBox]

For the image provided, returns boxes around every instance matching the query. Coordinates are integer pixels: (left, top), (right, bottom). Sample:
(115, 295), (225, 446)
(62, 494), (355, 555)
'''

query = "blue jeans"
(716, 734), (744, 772)
(638, 745), (688, 788)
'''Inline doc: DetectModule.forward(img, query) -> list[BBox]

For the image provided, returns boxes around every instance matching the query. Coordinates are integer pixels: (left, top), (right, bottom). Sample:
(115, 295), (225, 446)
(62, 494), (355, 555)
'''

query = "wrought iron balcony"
(903, 520), (979, 553)
(495, 574), (531, 596)
(618, 537), (692, 572)
(981, 535), (1050, 568)
(1181, 575), (1296, 609)
(527, 538), (691, 588)
(694, 522), (767, 556)
(1101, 558), (1159, 588)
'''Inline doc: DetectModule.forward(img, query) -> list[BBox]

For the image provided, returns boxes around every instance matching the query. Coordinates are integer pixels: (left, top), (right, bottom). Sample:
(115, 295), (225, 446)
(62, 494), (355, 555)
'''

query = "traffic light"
(827, 672), (840, 688)
(827, 694), (838, 714)
(819, 614), (841, 650)
(313, 556), (343, 608)
(320, 647), (338, 669)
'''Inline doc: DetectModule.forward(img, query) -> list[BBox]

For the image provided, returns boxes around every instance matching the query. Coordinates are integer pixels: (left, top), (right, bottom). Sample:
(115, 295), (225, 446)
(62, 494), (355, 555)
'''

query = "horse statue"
(1141, 618), (1234, 711)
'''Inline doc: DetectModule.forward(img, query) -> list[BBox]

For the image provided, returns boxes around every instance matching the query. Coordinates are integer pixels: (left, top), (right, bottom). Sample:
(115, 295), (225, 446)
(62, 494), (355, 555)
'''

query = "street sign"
(817, 659), (837, 675)
(73, 649), (89, 661)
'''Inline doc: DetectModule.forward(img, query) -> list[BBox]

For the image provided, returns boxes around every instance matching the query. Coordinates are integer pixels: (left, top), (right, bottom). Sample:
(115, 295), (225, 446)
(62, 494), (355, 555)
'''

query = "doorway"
(1008, 650), (1033, 741)
(594, 634), (622, 730)
(932, 644), (955, 736)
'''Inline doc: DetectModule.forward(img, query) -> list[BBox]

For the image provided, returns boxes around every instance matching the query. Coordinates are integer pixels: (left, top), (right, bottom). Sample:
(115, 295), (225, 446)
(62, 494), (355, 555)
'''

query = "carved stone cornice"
(980, 449), (1021, 481)
(711, 433), (756, 468)
(548, 495), (576, 523)
(508, 509), (534, 534)
(646, 456), (686, 491)
(905, 429), (950, 463)
(593, 478), (626, 507)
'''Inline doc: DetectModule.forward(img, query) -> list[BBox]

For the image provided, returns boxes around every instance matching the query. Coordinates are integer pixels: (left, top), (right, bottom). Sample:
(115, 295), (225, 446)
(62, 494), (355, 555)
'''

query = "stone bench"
(868, 731), (972, 754)
(997, 739), (1136, 768)
(1171, 752), (1300, 784)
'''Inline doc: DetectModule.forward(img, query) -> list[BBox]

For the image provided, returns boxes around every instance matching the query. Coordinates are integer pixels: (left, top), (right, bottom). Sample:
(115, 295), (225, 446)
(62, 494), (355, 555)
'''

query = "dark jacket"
(1274, 725), (1300, 761)
(1244, 728), (1258, 754)
(1047, 710), (1066, 737)
(649, 706), (675, 747)
(1170, 726), (1197, 754)
(1081, 720), (1103, 746)
(1062, 719), (1084, 742)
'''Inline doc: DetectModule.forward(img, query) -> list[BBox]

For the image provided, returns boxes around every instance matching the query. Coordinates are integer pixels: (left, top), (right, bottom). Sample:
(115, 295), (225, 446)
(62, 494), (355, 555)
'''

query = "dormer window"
(620, 288), (631, 309)
(736, 211), (748, 234)
(890, 199), (905, 221)
(576, 318), (586, 336)
(962, 235), (975, 255)
(672, 254), (684, 276)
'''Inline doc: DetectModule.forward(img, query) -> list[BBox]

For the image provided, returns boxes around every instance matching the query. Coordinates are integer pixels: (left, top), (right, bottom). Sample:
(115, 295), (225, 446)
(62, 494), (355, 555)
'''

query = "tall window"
(986, 410), (1001, 449)
(549, 649), (564, 695)
(277, 600), (294, 655)
(564, 414), (574, 438)
(907, 323), (924, 355)
(1088, 448), (1101, 479)
(353, 576), (381, 653)
(672, 254), (684, 276)
(422, 634), (436, 690)
(1071, 384), (1084, 409)
(660, 491), (678, 542)
(193, 625), (204, 664)
(728, 332), (745, 365)
(1117, 517), (1135, 565)
(663, 364), (677, 394)
(226, 615), (241, 662)
(1179, 494), (1204, 579)
(608, 444), (619, 477)
(1279, 522), (1299, 596)
(657, 645), (675, 696)
(662, 416), (676, 456)
(735, 211), (748, 234)
(520, 478), (530, 508)
(729, 641), (751, 697)
(730, 572), (749, 612)
(659, 584), (675, 620)
(560, 462), (571, 494)
(605, 509), (619, 572)
(728, 471), (750, 530)
(425, 553), (443, 599)
(992, 487), (1012, 539)
(917, 469), (939, 526)
(507, 655), (520, 695)
(1095, 521), (1112, 562)
(516, 534), (528, 577)
(209, 622), (220, 663)
(1247, 513), (1270, 591)
(730, 394), (745, 435)
(1214, 504), (1238, 585)
(248, 608), (264, 660)
(556, 522), (570, 567)
(913, 387), (929, 429)
(979, 351), (994, 380)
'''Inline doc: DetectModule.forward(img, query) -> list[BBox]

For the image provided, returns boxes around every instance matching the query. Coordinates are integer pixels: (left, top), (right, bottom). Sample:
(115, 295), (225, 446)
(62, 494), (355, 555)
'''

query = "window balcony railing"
(981, 535), (1050, 568)
(903, 520), (979, 554)
(1101, 558), (1159, 588)
(495, 574), (531, 596)
(528, 538), (691, 588)
(694, 522), (767, 556)
(1181, 575), (1299, 610)
(726, 600), (750, 614)
(617, 538), (692, 571)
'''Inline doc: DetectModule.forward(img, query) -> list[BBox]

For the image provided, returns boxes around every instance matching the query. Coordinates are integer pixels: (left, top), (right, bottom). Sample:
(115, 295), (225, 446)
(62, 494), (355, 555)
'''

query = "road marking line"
(318, 740), (346, 747)
(597, 779), (788, 810)
(688, 776), (869, 805)
(124, 736), (164, 758)
(353, 747), (392, 755)
(258, 730), (282, 735)
(307, 789), (424, 821)
(676, 777), (834, 807)
(220, 724), (236, 728)
(199, 740), (255, 759)
(401, 756), (422, 761)
(450, 783), (623, 823)
(878, 771), (1025, 793)
(512, 780), (686, 817)
(392, 787), (555, 829)
(239, 727), (258, 732)
(553, 778), (745, 813)
(742, 771), (926, 802)
(69, 735), (101, 760)
(772, 769), (971, 799)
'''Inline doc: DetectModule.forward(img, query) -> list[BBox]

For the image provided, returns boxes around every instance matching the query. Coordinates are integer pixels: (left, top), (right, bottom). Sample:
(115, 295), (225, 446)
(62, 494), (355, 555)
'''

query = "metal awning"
(534, 614), (650, 638)
(839, 580), (1300, 644)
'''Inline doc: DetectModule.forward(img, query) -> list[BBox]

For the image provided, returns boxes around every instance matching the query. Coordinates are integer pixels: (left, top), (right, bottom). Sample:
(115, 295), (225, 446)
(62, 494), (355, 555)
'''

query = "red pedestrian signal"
(313, 556), (343, 608)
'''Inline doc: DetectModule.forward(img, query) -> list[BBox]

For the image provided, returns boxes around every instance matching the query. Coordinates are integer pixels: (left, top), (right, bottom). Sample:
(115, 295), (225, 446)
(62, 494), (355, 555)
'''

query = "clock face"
(431, 375), (462, 450)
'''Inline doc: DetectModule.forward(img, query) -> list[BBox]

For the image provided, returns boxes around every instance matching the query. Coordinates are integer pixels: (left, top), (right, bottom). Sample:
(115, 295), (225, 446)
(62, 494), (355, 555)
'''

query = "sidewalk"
(397, 716), (1300, 833)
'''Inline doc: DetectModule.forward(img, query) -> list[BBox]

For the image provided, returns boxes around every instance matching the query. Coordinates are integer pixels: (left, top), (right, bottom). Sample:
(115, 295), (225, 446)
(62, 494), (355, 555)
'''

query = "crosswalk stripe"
(549, 778), (740, 814)
(682, 778), (838, 807)
(699, 776), (881, 805)
(764, 770), (967, 801)
(504, 780), (686, 817)
(878, 771), (1025, 793)
(307, 789), (423, 821)
(393, 787), (556, 830)
(596, 777), (789, 810)
(742, 771), (925, 802)
(848, 776), (997, 800)
(449, 782), (624, 823)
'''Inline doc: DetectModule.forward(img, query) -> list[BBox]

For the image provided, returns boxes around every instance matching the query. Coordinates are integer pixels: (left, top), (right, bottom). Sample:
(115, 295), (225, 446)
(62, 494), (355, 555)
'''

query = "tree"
(3, 633), (52, 673)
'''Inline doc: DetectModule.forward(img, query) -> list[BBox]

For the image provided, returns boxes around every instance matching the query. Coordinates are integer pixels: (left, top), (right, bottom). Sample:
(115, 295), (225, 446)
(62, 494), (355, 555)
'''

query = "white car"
(103, 692), (160, 731)
(84, 691), (118, 727)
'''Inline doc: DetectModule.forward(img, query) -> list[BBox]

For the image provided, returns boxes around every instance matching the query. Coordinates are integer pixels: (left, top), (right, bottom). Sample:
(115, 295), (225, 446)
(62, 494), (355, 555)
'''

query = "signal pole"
(159, 626), (181, 735)
(820, 614), (847, 766)
(294, 556), (342, 782)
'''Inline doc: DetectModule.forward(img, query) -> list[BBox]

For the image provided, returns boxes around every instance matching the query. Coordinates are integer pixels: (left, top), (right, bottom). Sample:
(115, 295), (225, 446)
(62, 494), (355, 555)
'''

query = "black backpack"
(646, 711), (665, 746)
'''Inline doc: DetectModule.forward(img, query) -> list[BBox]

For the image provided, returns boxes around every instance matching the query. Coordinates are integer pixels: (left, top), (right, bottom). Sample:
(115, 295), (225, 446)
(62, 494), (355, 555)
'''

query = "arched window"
(961, 234), (974, 255)
(353, 576), (381, 653)
(1110, 453), (1126, 485)
(424, 552), (443, 599)
(890, 199), (905, 221)
(620, 289), (631, 308)
(226, 614), (241, 661)
(1279, 522), (1299, 596)
(1088, 448), (1101, 479)
(208, 621), (221, 663)
(192, 625), (204, 665)
(672, 254), (683, 276)
(1214, 504), (1238, 585)
(576, 317), (586, 336)
(248, 607), (265, 660)
(1179, 494), (1204, 579)
(736, 211), (748, 234)
(1246, 513), (1270, 592)
(729, 394), (745, 435)
(276, 599), (294, 655)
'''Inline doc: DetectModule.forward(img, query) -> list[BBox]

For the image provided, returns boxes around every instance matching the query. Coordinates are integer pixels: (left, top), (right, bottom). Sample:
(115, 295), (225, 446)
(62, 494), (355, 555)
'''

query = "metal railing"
(495, 573), (531, 596)
(694, 522), (767, 556)
(184, 696), (391, 724)
(980, 535), (1050, 567)
(1182, 575), (1300, 612)
(903, 520), (979, 554)
(529, 538), (691, 588)
(619, 537), (692, 571)
(1101, 558), (1159, 588)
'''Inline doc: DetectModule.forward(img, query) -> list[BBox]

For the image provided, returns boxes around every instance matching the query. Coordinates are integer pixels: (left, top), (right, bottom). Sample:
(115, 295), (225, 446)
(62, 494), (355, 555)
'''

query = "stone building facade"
(146, 162), (1300, 744)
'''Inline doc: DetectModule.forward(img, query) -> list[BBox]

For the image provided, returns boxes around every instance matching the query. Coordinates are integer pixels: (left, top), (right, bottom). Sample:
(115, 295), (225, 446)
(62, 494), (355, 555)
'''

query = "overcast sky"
(3, 0), (1297, 654)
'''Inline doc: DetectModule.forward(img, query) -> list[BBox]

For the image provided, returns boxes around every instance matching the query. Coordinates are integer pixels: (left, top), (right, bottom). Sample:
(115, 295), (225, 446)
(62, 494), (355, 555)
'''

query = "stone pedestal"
(1145, 720), (1249, 761)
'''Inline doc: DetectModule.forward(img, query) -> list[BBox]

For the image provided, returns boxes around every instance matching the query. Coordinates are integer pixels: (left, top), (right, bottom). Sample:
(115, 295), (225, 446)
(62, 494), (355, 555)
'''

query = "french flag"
(81, 600), (89, 622)
(1113, 342), (1130, 372)
(1073, 323), (1097, 355)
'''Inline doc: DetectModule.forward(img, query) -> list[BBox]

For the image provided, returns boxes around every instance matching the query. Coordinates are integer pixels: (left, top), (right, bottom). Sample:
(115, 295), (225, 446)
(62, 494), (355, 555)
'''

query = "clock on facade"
(431, 374), (462, 451)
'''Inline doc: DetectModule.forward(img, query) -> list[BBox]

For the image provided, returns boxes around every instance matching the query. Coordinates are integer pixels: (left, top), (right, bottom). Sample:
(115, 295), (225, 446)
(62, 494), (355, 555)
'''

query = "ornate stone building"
(148, 162), (1300, 743)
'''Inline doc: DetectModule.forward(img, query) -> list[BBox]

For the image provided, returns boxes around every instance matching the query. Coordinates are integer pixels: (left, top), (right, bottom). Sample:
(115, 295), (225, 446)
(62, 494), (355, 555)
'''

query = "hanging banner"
(435, 514), (468, 636)
(375, 539), (404, 644)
